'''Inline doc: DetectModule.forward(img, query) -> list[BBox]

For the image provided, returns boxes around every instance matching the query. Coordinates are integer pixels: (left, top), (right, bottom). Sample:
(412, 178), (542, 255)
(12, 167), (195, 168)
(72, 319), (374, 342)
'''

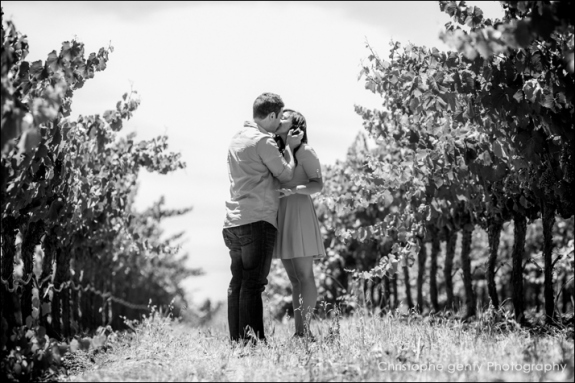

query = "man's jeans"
(222, 220), (276, 343)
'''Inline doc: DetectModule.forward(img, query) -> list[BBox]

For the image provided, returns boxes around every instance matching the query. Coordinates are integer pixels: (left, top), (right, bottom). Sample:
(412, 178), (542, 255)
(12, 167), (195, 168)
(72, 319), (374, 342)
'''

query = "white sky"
(2, 1), (504, 304)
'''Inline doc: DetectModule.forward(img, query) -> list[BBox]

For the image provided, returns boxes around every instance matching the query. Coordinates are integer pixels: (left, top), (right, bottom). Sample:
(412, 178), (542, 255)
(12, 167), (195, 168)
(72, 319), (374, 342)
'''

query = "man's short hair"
(253, 93), (284, 119)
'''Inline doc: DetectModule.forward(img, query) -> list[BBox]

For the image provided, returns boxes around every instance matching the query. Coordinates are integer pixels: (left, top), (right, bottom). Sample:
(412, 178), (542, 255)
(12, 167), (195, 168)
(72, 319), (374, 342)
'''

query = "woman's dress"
(273, 144), (326, 260)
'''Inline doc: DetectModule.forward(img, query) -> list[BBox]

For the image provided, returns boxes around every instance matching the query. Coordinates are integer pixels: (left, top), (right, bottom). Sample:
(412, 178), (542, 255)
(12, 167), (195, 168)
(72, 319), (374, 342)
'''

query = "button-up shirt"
(224, 121), (294, 229)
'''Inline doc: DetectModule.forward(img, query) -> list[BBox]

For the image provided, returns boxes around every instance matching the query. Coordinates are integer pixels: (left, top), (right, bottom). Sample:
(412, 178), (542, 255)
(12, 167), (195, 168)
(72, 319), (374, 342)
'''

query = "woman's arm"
(278, 144), (323, 197)
(279, 177), (323, 197)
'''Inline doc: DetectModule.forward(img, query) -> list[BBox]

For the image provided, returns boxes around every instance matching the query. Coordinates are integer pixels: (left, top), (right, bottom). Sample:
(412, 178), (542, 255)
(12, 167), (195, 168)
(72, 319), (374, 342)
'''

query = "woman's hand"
(286, 129), (304, 149)
(278, 187), (297, 198)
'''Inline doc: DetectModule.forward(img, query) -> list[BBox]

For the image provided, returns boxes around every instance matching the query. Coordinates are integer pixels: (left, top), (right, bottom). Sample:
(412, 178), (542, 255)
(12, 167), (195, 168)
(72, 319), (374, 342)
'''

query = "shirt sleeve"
(257, 136), (294, 183)
(299, 145), (322, 179)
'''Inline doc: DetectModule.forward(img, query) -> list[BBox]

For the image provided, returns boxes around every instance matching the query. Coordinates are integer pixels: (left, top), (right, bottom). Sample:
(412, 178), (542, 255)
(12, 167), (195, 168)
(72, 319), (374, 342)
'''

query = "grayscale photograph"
(0, 1), (573, 381)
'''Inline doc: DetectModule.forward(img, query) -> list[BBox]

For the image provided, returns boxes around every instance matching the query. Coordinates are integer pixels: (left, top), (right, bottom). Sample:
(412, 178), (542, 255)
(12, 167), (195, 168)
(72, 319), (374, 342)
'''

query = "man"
(223, 92), (303, 344)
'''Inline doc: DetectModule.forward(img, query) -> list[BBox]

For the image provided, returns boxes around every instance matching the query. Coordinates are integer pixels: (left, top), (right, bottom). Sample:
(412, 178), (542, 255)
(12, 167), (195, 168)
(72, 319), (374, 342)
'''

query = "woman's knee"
(292, 258), (315, 280)
(282, 260), (300, 284)
(288, 275), (301, 288)
(299, 275), (317, 293)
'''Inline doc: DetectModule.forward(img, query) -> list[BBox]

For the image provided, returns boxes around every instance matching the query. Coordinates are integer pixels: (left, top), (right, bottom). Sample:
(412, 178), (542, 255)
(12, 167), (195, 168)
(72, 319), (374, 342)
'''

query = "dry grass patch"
(59, 307), (574, 382)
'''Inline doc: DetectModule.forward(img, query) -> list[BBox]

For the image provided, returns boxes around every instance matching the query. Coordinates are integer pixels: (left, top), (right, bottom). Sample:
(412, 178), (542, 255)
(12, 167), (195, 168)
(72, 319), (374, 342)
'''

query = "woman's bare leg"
(281, 259), (303, 333)
(282, 257), (317, 335)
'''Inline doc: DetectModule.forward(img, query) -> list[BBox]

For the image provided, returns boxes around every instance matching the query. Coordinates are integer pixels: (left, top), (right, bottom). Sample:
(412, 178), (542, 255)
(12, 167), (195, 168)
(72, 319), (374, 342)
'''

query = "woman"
(274, 109), (326, 340)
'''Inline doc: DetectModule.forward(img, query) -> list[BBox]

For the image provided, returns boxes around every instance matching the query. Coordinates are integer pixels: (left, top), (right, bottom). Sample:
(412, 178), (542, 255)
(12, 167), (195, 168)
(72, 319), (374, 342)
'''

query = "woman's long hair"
(274, 109), (308, 166)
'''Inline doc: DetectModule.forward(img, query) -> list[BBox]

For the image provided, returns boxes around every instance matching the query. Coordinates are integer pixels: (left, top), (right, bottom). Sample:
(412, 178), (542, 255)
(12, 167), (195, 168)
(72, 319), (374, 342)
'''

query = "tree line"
(266, 1), (574, 325)
(1, 9), (197, 380)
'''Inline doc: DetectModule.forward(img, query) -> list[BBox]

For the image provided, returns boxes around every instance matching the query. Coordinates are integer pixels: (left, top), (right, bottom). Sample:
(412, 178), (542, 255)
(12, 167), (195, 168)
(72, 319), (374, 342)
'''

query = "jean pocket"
(237, 224), (254, 247)
(223, 229), (233, 248)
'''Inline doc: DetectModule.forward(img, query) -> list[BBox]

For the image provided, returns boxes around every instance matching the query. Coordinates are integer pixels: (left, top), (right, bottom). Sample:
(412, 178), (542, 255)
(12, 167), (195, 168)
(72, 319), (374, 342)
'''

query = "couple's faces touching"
(259, 108), (284, 134)
(276, 110), (293, 136)
(261, 109), (301, 139)
(266, 108), (287, 134)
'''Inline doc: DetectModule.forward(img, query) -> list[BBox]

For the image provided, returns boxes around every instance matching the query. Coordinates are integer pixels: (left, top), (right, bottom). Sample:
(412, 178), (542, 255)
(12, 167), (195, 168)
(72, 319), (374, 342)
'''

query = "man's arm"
(259, 138), (295, 183)
(259, 131), (303, 183)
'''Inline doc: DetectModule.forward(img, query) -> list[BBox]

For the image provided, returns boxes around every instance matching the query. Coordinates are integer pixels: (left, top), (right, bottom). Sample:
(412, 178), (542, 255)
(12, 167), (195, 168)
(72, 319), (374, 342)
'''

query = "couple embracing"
(222, 92), (326, 344)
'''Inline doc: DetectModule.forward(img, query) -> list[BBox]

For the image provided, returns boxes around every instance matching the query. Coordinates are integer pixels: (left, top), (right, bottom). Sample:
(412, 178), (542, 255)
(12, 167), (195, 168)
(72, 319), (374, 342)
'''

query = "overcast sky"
(2, 1), (504, 304)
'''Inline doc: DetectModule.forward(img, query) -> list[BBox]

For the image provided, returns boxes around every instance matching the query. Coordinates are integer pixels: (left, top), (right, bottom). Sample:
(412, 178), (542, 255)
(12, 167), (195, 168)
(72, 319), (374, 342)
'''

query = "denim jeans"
(222, 220), (276, 343)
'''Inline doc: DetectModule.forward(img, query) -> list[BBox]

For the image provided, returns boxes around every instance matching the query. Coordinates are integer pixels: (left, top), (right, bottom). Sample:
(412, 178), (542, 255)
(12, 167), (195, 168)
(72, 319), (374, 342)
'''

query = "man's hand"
(278, 187), (296, 198)
(287, 128), (304, 149)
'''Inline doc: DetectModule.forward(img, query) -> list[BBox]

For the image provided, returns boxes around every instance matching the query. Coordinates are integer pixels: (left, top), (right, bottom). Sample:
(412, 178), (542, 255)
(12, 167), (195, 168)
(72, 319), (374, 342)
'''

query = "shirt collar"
(244, 120), (272, 136)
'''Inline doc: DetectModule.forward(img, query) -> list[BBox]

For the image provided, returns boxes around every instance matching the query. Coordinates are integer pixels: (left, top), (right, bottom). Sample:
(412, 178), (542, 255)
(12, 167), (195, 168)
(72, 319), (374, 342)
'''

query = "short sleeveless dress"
(273, 144), (327, 260)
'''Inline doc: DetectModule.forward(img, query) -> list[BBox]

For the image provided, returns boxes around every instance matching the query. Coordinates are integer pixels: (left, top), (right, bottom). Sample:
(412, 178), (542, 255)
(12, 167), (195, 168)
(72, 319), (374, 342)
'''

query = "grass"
(56, 304), (574, 382)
